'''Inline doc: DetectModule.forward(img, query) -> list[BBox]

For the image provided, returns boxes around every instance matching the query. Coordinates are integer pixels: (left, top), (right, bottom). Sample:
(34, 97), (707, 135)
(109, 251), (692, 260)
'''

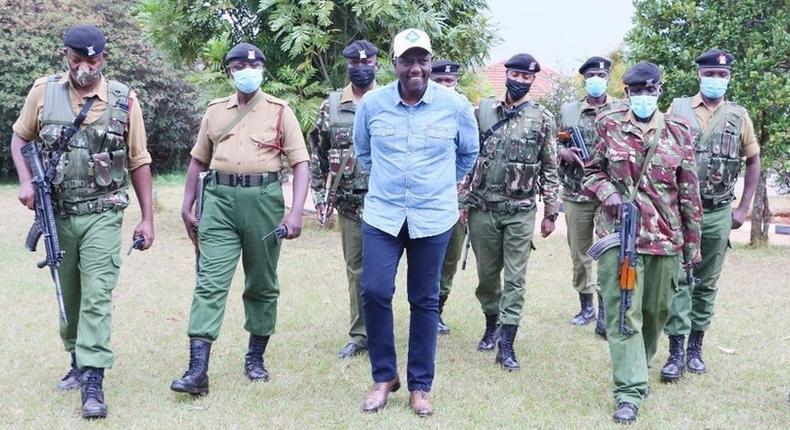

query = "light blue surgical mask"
(700, 77), (729, 99)
(629, 95), (658, 119)
(232, 68), (263, 94)
(585, 76), (607, 97)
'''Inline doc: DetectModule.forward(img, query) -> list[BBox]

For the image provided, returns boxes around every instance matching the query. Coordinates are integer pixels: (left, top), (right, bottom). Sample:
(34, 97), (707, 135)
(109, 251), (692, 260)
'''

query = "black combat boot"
(170, 338), (211, 395)
(686, 330), (707, 373)
(612, 402), (638, 424)
(595, 293), (607, 339)
(495, 324), (520, 371)
(80, 367), (107, 419)
(437, 294), (450, 335)
(477, 314), (500, 351)
(244, 334), (270, 382)
(571, 293), (596, 326)
(58, 352), (82, 391)
(660, 335), (686, 382)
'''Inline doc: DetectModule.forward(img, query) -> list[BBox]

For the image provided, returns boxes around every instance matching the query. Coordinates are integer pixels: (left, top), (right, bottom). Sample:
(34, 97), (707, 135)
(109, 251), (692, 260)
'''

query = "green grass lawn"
(0, 183), (788, 429)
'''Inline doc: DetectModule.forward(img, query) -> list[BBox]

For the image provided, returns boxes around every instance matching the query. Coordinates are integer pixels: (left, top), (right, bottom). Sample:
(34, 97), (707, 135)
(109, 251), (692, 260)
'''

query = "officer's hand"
(182, 210), (199, 245)
(731, 207), (747, 230)
(281, 211), (303, 239)
(134, 219), (155, 250)
(540, 217), (555, 238)
(315, 204), (335, 230)
(18, 181), (35, 210)
(458, 208), (469, 226)
(603, 192), (623, 220)
(560, 148), (584, 168)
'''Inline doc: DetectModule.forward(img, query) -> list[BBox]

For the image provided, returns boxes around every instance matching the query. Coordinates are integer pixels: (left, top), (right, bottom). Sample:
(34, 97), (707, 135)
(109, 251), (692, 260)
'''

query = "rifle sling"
(479, 101), (532, 146)
(328, 149), (353, 194)
(625, 115), (664, 203)
(696, 103), (730, 150)
(216, 93), (263, 146)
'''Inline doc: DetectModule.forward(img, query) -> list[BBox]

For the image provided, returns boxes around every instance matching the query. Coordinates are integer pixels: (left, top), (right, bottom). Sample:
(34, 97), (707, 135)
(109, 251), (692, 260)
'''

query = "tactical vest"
(670, 97), (745, 206)
(326, 90), (368, 211)
(39, 74), (131, 215)
(469, 97), (545, 204)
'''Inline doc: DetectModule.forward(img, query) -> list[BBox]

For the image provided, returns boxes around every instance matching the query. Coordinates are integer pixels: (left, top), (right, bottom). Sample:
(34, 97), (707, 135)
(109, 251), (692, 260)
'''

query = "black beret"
(696, 49), (734, 69)
(623, 61), (661, 87)
(64, 25), (106, 58)
(431, 59), (461, 75)
(578, 56), (612, 74)
(225, 43), (266, 64)
(342, 40), (379, 59)
(504, 53), (540, 73)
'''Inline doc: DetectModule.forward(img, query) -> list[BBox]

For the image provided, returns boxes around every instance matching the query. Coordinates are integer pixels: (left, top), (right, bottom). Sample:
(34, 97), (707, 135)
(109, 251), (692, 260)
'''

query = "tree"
(0, 0), (202, 177)
(626, 0), (790, 246)
(136, 0), (500, 131)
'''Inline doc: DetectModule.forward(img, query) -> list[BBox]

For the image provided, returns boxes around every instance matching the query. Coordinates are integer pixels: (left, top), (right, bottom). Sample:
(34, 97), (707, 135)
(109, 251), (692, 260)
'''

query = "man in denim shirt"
(353, 28), (479, 417)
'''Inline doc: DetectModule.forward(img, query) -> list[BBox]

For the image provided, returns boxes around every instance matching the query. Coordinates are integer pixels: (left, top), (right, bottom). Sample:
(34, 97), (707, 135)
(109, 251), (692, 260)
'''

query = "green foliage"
(626, 0), (789, 170)
(136, 0), (500, 132)
(0, 0), (202, 178)
(537, 75), (578, 118)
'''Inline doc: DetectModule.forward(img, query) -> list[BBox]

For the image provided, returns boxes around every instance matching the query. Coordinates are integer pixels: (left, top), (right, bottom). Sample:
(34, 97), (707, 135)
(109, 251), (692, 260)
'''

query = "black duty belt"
(478, 199), (535, 213)
(215, 172), (280, 187)
(701, 197), (732, 211)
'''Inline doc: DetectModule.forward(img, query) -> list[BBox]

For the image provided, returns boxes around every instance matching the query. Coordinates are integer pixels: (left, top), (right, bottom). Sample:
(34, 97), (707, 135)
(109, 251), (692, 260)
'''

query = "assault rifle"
(320, 172), (336, 226)
(193, 171), (210, 271)
(557, 126), (591, 163)
(460, 227), (471, 270)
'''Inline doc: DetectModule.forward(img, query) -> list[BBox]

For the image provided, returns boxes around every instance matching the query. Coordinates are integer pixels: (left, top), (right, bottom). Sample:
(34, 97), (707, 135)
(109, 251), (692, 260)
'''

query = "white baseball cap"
(392, 28), (432, 58)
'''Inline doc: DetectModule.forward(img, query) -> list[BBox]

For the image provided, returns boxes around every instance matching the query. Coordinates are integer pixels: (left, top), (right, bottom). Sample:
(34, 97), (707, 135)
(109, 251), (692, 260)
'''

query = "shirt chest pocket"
(422, 126), (456, 156)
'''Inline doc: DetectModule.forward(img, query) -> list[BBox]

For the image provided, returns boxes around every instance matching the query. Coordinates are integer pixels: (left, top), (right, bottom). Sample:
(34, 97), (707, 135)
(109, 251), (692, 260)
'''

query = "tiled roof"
(483, 60), (561, 101)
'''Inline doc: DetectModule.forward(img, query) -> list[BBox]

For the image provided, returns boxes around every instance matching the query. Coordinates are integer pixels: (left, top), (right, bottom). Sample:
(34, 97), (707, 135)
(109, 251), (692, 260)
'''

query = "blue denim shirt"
(354, 80), (479, 238)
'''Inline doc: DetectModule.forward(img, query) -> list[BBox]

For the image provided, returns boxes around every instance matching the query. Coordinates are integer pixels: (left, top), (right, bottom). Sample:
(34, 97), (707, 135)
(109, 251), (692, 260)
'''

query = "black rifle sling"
(44, 96), (98, 183)
(479, 101), (532, 147)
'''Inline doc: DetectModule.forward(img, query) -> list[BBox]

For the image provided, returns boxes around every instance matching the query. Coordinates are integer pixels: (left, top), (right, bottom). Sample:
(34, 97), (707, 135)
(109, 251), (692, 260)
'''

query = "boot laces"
(185, 345), (205, 377)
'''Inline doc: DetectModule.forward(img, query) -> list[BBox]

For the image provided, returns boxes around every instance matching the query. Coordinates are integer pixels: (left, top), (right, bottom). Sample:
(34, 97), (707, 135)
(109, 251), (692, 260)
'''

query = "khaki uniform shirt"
(687, 93), (759, 158)
(191, 91), (309, 173)
(13, 74), (151, 171)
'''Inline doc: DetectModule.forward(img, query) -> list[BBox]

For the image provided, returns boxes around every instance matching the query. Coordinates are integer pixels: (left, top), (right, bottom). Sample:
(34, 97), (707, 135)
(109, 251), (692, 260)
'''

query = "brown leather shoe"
(409, 390), (433, 417)
(361, 377), (401, 413)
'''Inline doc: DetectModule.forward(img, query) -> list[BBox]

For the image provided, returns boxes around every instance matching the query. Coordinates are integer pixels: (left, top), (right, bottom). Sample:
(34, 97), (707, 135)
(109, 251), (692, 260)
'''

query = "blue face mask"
(232, 68), (263, 94)
(700, 77), (729, 99)
(585, 76), (607, 97)
(629, 95), (658, 119)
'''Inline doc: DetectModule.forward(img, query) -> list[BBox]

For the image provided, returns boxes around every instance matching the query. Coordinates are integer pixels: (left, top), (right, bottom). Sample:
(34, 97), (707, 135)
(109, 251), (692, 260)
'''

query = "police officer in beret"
(558, 56), (620, 337)
(171, 42), (310, 395)
(308, 39), (379, 359)
(583, 61), (702, 424)
(463, 53), (560, 371)
(429, 58), (466, 335)
(660, 49), (760, 382)
(10, 24), (155, 419)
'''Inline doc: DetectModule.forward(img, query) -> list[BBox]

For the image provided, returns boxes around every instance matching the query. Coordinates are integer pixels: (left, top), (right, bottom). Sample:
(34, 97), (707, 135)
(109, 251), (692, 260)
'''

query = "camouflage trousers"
(664, 204), (731, 336)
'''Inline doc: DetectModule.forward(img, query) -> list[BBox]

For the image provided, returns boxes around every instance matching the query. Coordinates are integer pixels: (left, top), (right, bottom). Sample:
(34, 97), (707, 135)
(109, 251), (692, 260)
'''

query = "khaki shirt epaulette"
(207, 96), (232, 107)
(263, 93), (289, 106)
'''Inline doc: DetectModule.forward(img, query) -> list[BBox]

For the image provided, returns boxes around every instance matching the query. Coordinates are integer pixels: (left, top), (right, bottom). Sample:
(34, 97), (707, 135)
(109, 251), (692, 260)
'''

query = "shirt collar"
(580, 94), (612, 111)
(496, 91), (530, 107)
(60, 73), (109, 103)
(341, 82), (378, 104)
(692, 92), (726, 112)
(393, 79), (435, 106)
(626, 109), (662, 134)
(225, 91), (263, 110)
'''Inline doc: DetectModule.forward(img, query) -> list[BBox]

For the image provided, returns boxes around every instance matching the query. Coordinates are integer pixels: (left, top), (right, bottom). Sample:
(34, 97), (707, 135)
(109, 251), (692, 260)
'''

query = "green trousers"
(469, 207), (536, 326)
(439, 221), (467, 297)
(599, 248), (678, 407)
(338, 212), (366, 347)
(665, 204), (731, 336)
(188, 178), (284, 341)
(563, 200), (599, 294)
(56, 209), (123, 369)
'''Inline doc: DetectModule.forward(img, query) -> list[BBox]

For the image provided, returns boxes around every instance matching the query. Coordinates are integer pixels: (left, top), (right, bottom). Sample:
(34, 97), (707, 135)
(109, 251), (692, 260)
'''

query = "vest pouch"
(39, 124), (62, 150)
(330, 127), (353, 149)
(91, 152), (112, 187)
(506, 137), (525, 162)
(470, 158), (487, 191)
(704, 156), (740, 192)
(504, 162), (537, 197)
(107, 112), (127, 136)
(51, 155), (66, 186)
(328, 148), (356, 176)
(110, 150), (127, 184)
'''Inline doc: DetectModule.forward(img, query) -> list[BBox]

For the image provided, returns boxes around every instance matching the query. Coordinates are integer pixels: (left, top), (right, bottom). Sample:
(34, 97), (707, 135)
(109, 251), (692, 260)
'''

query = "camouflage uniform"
(309, 85), (370, 348)
(584, 106), (702, 408)
(466, 95), (560, 327)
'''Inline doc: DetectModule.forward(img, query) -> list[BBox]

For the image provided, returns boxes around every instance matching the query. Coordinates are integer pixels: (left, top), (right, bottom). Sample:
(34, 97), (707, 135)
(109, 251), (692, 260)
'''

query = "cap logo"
(87, 46), (95, 56)
(529, 62), (536, 71)
(248, 50), (255, 60)
(445, 65), (452, 73)
(599, 61), (604, 69)
(359, 50), (367, 59)
(405, 30), (420, 43)
(646, 78), (655, 86)
(718, 54), (727, 65)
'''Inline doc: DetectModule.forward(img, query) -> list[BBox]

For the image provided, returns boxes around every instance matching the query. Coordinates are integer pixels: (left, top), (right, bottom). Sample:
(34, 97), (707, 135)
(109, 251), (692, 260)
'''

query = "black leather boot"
(437, 295), (450, 335)
(170, 338), (211, 395)
(80, 367), (107, 419)
(495, 324), (520, 371)
(686, 330), (707, 373)
(612, 402), (638, 424)
(58, 352), (83, 391)
(477, 314), (500, 351)
(660, 335), (686, 382)
(571, 293), (596, 326)
(244, 334), (270, 381)
(595, 293), (607, 339)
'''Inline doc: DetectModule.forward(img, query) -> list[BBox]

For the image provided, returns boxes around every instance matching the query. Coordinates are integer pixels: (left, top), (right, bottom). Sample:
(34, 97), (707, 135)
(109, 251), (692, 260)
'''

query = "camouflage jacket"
(583, 105), (702, 261)
(308, 85), (370, 221)
(466, 96), (560, 215)
(557, 96), (620, 202)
